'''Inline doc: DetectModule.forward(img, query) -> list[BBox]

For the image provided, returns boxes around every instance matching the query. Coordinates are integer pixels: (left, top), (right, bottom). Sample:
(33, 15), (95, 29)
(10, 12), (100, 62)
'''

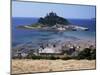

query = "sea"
(12, 17), (96, 48)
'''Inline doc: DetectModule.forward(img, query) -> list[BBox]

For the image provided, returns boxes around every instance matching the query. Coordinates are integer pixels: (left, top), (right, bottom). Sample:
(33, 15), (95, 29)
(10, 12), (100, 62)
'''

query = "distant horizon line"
(12, 17), (96, 20)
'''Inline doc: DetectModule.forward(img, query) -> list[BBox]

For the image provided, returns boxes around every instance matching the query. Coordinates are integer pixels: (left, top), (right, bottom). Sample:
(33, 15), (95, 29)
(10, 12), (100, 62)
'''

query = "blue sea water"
(12, 17), (96, 47)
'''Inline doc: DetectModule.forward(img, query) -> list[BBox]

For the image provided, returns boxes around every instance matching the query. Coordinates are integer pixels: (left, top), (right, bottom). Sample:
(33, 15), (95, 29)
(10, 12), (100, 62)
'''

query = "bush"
(26, 55), (60, 60)
(77, 48), (96, 60)
(46, 56), (59, 60)
(55, 56), (60, 59)
(90, 49), (96, 60)
(32, 56), (42, 59)
(77, 48), (91, 59)
(61, 56), (72, 60)
(49, 56), (56, 60)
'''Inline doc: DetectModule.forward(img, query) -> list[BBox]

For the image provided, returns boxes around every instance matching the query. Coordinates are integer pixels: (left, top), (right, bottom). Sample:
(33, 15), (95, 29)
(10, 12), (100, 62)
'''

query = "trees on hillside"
(38, 12), (70, 26)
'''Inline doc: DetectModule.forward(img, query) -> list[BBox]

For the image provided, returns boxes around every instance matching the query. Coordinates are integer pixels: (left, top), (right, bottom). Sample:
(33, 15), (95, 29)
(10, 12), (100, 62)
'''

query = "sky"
(12, 1), (96, 19)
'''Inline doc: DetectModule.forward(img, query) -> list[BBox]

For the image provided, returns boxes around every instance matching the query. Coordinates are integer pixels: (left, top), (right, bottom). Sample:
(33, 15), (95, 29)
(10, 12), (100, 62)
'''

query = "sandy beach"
(12, 59), (96, 74)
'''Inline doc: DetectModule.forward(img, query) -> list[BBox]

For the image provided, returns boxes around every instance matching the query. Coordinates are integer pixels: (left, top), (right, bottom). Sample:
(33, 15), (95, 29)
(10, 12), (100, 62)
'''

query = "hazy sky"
(12, 1), (96, 19)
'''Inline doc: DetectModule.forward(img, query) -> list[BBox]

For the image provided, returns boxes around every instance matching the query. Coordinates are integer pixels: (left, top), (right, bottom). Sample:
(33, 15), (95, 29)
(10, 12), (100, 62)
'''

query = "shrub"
(61, 56), (72, 60)
(48, 56), (57, 60)
(77, 48), (96, 60)
(77, 48), (91, 59)
(90, 49), (96, 60)
(56, 56), (60, 59)
(32, 56), (42, 59)
(27, 55), (59, 60)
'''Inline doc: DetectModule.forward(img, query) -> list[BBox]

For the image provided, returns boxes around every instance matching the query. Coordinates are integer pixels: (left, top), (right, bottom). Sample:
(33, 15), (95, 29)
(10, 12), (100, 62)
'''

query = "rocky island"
(17, 12), (89, 31)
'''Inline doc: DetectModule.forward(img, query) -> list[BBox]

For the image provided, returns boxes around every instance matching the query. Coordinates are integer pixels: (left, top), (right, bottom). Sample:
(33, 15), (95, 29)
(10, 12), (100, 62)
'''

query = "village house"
(12, 42), (95, 59)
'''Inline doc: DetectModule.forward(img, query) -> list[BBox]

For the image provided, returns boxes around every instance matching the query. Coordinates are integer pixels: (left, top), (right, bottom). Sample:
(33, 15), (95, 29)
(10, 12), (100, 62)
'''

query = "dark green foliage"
(61, 56), (72, 60)
(38, 17), (45, 24)
(26, 55), (43, 59)
(90, 49), (96, 59)
(45, 56), (60, 60)
(38, 12), (70, 26)
(12, 56), (18, 59)
(78, 48), (91, 59)
(31, 56), (42, 59)
(26, 55), (60, 60)
(77, 48), (96, 60)
(49, 56), (57, 60)
(26, 50), (35, 59)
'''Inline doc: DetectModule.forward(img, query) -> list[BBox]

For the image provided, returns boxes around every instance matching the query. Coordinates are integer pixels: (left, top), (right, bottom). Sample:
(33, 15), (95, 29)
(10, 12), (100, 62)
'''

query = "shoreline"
(17, 24), (89, 31)
(12, 38), (96, 49)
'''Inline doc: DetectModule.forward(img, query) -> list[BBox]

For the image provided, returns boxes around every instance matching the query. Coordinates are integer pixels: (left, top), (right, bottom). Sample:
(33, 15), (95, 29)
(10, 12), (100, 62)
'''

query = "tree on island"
(38, 12), (70, 26)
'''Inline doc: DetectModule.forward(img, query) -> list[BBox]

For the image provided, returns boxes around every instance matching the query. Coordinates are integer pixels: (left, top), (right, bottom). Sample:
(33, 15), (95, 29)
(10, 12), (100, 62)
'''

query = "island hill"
(17, 12), (89, 31)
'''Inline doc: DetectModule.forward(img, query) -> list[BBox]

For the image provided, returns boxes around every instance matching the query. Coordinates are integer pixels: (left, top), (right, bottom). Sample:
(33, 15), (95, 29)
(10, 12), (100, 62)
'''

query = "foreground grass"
(12, 59), (96, 74)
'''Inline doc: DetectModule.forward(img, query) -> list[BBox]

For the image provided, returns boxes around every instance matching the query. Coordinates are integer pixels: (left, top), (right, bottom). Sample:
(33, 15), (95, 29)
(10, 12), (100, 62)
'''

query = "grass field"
(12, 59), (96, 74)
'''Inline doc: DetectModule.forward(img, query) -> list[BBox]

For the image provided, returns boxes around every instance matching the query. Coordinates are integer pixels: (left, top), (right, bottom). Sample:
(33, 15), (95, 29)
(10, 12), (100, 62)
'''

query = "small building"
(38, 47), (62, 56)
